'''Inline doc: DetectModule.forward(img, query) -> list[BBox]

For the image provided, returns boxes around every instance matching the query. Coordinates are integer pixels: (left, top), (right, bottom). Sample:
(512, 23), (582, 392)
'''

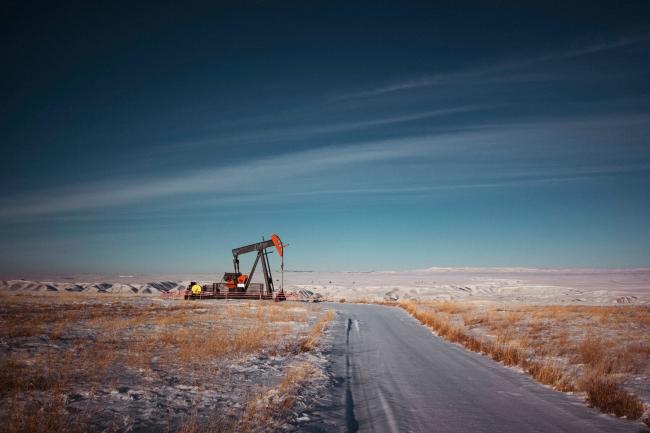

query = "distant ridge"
(0, 280), (185, 295)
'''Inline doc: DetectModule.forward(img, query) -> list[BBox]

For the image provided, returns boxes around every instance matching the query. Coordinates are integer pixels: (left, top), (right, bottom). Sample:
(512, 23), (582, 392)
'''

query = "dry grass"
(526, 361), (574, 392)
(396, 300), (649, 420)
(0, 394), (92, 433)
(238, 362), (319, 433)
(0, 292), (332, 432)
(300, 310), (335, 352)
(580, 373), (644, 419)
(163, 323), (285, 363)
(177, 361), (321, 433)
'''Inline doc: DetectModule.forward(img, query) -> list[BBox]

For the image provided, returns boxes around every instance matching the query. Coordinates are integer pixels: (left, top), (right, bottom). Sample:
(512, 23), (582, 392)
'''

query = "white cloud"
(149, 105), (487, 156)
(2, 110), (648, 220)
(0, 136), (436, 219)
(336, 37), (648, 100)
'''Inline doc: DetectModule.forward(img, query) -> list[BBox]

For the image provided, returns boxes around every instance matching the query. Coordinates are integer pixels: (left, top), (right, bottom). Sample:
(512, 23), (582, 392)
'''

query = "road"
(299, 303), (648, 433)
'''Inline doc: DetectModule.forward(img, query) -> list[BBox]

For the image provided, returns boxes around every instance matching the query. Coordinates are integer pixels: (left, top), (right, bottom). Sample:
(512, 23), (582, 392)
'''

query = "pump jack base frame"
(184, 291), (275, 300)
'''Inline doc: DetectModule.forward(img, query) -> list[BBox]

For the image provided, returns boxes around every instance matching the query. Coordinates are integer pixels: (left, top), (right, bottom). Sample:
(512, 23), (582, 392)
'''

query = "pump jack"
(185, 234), (286, 300)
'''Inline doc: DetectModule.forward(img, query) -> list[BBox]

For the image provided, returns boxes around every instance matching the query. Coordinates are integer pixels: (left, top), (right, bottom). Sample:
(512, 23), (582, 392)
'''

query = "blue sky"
(1, 2), (650, 274)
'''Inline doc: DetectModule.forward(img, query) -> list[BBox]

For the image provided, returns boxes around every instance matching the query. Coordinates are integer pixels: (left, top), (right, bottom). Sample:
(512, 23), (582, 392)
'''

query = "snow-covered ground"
(284, 267), (650, 304)
(0, 295), (332, 432)
(2, 267), (650, 304)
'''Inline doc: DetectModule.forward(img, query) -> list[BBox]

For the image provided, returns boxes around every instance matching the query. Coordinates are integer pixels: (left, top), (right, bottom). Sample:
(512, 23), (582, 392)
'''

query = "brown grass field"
(0, 292), (333, 432)
(391, 300), (650, 422)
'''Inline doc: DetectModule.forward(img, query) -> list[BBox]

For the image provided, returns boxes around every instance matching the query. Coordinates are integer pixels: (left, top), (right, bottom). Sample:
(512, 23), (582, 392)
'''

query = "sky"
(1, 1), (650, 274)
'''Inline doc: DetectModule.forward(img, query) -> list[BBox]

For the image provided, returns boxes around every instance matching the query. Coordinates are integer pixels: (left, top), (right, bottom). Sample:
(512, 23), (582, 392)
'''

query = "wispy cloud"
(2, 110), (647, 221)
(301, 105), (487, 133)
(6, 158), (648, 227)
(149, 105), (488, 156)
(0, 136), (433, 219)
(218, 162), (650, 199)
(336, 36), (648, 100)
(556, 37), (647, 59)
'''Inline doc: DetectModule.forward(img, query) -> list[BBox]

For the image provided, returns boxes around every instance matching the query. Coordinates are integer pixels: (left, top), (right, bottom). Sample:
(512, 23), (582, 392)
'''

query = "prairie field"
(0, 292), (333, 432)
(396, 300), (650, 421)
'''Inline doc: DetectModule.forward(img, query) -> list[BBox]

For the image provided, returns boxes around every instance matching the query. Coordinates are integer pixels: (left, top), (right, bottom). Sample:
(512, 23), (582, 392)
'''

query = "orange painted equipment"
(271, 233), (284, 257)
(226, 274), (248, 289)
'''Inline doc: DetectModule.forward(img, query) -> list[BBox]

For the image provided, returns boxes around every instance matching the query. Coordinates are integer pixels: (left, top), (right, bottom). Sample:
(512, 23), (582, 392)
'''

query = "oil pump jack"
(186, 234), (286, 300)
(226, 234), (284, 297)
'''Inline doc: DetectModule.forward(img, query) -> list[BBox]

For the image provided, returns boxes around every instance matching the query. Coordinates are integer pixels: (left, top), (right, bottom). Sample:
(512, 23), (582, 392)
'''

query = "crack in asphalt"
(345, 317), (359, 433)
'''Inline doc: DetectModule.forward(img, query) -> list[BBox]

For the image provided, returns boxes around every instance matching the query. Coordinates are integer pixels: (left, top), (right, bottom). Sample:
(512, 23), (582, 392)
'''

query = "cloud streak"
(336, 36), (649, 100)
(3, 112), (648, 221)
(0, 136), (434, 219)
(149, 105), (489, 157)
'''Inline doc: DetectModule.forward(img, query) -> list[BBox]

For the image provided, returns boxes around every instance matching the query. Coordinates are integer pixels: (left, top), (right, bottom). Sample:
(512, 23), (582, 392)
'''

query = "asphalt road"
(299, 303), (648, 433)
